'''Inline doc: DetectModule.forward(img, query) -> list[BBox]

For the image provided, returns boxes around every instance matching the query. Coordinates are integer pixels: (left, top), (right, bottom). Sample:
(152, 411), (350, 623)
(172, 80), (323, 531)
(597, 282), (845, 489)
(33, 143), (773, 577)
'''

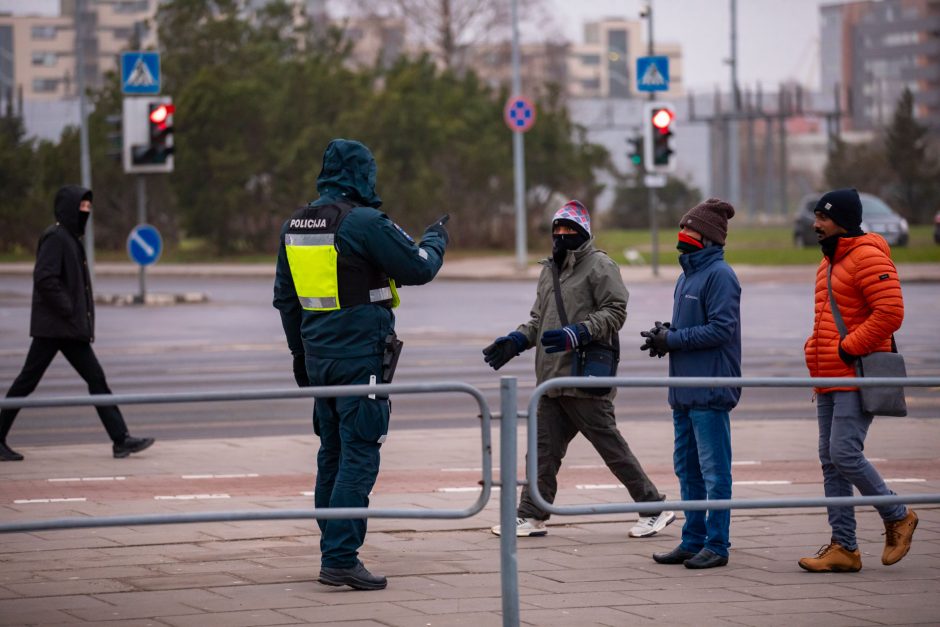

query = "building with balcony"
(820, 0), (940, 130)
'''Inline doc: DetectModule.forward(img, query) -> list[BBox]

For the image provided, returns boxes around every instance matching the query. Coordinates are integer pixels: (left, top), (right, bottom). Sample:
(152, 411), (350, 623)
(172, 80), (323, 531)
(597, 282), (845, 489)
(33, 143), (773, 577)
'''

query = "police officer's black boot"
(318, 560), (387, 590)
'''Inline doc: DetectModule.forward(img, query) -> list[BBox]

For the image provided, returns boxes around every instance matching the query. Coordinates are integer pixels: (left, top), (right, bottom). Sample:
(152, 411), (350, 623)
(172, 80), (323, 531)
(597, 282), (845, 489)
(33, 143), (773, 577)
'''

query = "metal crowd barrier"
(2, 375), (939, 627)
(0, 381), (493, 532)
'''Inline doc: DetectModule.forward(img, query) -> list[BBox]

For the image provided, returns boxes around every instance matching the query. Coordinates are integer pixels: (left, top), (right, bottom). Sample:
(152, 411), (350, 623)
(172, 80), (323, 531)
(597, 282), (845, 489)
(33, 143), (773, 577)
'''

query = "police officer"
(273, 139), (448, 590)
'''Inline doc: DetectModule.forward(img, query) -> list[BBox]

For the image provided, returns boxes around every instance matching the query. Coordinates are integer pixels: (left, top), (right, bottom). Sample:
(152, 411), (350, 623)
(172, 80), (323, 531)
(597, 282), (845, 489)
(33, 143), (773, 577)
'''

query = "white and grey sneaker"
(491, 517), (548, 537)
(629, 510), (677, 538)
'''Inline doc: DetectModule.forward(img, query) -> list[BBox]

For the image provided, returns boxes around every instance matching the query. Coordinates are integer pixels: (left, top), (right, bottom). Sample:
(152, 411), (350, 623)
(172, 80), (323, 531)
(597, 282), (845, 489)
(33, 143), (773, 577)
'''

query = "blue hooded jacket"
(665, 245), (742, 410)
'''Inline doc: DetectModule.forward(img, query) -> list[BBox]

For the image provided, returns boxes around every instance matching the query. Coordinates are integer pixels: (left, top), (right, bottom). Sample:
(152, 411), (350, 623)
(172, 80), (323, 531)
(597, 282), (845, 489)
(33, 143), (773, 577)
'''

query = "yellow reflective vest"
(285, 202), (399, 311)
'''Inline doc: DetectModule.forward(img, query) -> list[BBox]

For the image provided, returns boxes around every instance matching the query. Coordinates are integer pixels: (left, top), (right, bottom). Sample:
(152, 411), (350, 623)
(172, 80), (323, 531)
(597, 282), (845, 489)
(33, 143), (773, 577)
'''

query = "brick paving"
(1, 418), (939, 626)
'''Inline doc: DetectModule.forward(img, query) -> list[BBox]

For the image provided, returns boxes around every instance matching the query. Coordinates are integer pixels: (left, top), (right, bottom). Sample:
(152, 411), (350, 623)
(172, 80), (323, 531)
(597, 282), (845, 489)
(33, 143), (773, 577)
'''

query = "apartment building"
(820, 0), (940, 130)
(0, 0), (156, 102)
(567, 19), (683, 100)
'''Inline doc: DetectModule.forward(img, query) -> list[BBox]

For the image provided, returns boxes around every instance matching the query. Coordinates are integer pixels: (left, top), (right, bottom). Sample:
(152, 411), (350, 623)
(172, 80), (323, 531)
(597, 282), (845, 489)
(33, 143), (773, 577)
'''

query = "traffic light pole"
(644, 1), (659, 278)
(135, 176), (148, 304)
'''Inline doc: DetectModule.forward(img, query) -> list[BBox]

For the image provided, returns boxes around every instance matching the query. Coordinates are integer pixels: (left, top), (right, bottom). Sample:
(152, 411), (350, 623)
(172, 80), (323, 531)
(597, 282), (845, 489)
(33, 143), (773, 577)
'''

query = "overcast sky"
(545, 0), (828, 92)
(3, 0), (829, 92)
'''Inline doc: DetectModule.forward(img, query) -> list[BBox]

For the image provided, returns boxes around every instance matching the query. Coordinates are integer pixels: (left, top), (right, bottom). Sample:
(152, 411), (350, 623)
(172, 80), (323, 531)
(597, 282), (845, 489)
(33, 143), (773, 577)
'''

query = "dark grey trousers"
(517, 395), (663, 521)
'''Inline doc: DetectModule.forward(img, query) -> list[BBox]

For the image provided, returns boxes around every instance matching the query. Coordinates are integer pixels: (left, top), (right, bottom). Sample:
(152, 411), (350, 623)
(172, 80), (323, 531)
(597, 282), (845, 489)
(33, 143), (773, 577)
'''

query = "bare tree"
(353, 0), (547, 71)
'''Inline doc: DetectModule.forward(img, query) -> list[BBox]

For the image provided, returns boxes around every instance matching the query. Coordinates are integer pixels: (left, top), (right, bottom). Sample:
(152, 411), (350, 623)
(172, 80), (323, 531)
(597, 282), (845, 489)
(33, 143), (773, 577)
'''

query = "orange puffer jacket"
(804, 233), (904, 393)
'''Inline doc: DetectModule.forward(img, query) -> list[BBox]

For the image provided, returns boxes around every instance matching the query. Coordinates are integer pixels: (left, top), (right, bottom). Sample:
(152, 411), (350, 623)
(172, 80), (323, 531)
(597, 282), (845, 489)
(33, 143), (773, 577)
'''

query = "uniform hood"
(314, 139), (382, 208)
(54, 185), (92, 236)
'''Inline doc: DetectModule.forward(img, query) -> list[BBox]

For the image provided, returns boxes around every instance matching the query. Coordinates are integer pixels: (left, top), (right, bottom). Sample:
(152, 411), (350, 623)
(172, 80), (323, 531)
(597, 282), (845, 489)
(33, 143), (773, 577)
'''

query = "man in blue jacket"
(640, 198), (741, 569)
(273, 139), (448, 590)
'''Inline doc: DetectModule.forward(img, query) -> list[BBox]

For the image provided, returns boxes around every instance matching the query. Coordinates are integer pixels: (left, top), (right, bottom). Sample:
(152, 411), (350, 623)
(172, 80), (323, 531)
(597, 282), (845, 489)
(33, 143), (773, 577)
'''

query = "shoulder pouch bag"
(550, 263), (619, 396)
(827, 265), (907, 417)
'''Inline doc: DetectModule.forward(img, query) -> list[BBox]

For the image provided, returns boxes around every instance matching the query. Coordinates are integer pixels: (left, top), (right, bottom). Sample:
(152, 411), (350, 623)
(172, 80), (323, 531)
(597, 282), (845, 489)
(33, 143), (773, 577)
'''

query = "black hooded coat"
(29, 185), (95, 341)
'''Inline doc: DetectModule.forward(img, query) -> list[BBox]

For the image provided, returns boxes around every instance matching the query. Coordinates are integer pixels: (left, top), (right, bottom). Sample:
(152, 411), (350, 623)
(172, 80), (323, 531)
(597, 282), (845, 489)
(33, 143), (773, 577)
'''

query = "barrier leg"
(499, 377), (520, 627)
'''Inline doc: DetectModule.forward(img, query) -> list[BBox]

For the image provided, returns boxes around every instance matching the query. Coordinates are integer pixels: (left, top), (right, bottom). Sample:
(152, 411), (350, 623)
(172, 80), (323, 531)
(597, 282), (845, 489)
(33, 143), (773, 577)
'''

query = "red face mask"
(677, 231), (704, 253)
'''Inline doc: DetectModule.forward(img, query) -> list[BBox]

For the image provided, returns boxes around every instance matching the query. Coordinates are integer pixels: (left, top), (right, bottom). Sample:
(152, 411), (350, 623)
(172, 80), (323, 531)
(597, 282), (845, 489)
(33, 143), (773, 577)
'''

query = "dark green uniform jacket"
(273, 140), (446, 359)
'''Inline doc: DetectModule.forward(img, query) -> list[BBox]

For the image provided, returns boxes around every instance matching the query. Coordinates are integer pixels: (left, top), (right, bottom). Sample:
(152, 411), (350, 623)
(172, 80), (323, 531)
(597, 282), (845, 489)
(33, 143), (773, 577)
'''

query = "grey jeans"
(817, 390), (907, 550)
(517, 395), (663, 521)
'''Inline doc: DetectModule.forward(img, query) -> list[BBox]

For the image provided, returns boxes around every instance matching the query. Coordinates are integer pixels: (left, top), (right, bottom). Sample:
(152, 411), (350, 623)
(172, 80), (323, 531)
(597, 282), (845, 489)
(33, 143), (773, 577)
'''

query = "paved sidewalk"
(1, 418), (938, 626)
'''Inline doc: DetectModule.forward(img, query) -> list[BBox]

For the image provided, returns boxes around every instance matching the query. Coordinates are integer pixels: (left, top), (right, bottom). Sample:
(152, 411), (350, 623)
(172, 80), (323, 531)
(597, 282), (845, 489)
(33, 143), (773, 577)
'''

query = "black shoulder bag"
(550, 263), (619, 396)
(827, 265), (907, 417)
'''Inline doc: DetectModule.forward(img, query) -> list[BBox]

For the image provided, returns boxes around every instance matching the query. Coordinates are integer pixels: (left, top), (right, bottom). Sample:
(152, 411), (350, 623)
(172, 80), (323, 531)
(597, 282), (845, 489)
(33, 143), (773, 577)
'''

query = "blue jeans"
(672, 408), (732, 557)
(816, 391), (906, 551)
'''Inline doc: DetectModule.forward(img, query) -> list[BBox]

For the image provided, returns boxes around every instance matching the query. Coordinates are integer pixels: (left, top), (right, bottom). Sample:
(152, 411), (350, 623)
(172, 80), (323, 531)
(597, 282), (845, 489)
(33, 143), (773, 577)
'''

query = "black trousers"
(0, 338), (129, 444)
(517, 395), (664, 521)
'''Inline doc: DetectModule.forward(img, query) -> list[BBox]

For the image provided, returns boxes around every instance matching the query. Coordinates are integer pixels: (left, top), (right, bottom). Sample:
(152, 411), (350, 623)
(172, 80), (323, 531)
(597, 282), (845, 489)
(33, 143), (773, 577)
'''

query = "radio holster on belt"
(382, 332), (404, 384)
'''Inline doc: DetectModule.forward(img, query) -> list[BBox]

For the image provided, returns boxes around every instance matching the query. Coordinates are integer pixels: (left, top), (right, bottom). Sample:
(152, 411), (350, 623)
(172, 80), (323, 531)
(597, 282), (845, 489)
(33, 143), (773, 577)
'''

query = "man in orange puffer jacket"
(798, 188), (918, 574)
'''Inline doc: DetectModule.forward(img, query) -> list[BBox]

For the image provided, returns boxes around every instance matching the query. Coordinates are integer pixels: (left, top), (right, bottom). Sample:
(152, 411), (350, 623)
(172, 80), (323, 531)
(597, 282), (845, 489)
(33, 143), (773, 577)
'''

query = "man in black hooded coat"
(0, 185), (154, 461)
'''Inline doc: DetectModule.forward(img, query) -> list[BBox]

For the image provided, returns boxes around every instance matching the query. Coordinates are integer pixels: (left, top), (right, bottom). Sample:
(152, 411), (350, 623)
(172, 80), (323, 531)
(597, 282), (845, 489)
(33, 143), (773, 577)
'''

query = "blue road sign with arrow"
(121, 51), (160, 95)
(636, 56), (670, 92)
(127, 224), (163, 266)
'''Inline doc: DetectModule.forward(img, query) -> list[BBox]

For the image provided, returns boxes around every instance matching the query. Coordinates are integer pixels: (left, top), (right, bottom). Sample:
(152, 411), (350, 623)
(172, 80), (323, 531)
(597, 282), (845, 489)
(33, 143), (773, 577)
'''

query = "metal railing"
(0, 381), (493, 532)
(2, 375), (939, 627)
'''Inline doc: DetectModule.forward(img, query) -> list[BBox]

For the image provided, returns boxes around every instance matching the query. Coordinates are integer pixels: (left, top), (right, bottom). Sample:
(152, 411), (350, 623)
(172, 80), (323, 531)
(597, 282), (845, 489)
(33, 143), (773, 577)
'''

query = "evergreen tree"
(884, 88), (940, 223)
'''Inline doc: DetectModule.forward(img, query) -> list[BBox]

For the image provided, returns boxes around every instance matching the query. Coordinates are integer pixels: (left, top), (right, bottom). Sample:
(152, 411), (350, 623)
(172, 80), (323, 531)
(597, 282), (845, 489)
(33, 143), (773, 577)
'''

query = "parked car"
(934, 210), (940, 244)
(793, 192), (909, 247)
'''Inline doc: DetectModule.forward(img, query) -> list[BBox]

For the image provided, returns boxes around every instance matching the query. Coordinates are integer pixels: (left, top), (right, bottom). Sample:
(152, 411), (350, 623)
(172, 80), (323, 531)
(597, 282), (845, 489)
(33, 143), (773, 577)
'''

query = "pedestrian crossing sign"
(636, 56), (669, 92)
(121, 52), (160, 95)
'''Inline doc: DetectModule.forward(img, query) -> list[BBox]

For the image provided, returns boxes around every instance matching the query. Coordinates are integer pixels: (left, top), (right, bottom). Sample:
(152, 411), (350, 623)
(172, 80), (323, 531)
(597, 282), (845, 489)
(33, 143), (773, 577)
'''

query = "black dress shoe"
(0, 441), (24, 461)
(684, 548), (729, 569)
(319, 560), (387, 590)
(653, 546), (698, 564)
(113, 436), (155, 459)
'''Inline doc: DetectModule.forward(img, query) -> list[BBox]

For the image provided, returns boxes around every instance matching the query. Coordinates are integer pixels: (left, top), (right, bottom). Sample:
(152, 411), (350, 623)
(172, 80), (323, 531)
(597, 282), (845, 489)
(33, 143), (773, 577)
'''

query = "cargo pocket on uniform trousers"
(353, 397), (390, 444)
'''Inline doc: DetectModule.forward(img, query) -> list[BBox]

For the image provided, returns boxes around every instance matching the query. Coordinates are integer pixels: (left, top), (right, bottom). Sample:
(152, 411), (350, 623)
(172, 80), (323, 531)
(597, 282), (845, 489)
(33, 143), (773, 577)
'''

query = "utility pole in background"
(641, 1), (659, 278)
(727, 0), (741, 212)
(75, 0), (95, 281)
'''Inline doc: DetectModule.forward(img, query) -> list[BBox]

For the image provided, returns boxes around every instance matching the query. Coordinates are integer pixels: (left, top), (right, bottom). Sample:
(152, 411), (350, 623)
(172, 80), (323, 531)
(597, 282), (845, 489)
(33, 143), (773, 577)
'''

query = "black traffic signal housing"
(627, 134), (643, 168)
(131, 101), (174, 166)
(643, 102), (676, 172)
(105, 113), (122, 163)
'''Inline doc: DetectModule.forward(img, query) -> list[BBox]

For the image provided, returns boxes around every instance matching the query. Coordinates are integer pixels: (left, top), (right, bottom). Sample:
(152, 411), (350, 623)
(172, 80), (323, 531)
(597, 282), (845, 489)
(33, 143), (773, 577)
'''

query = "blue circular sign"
(127, 224), (163, 266)
(504, 96), (536, 133)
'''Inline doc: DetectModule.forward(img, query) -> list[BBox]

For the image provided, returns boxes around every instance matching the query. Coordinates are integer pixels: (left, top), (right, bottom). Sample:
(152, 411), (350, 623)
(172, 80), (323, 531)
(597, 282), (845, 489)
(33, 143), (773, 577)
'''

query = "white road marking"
(154, 494), (231, 500)
(300, 491), (314, 496)
(15, 498), (87, 504)
(885, 478), (926, 483)
(732, 461), (762, 466)
(733, 480), (792, 485)
(576, 484), (621, 490)
(48, 476), (126, 482)
(436, 487), (501, 493)
(181, 474), (259, 480)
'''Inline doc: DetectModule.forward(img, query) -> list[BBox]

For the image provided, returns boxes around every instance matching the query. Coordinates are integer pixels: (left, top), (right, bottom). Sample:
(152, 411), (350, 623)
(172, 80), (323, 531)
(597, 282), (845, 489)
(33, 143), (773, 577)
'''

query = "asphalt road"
(0, 273), (937, 446)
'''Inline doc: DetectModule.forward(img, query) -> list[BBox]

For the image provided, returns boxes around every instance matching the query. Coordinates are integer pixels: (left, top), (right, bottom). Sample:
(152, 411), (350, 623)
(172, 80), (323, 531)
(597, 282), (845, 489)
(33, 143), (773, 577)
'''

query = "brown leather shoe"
(798, 541), (861, 573)
(882, 509), (918, 566)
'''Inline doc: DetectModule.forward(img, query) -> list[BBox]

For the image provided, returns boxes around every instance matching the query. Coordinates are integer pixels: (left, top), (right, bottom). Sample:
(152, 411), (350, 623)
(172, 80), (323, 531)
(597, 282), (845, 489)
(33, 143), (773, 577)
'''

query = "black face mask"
(552, 233), (588, 267)
(76, 211), (90, 237)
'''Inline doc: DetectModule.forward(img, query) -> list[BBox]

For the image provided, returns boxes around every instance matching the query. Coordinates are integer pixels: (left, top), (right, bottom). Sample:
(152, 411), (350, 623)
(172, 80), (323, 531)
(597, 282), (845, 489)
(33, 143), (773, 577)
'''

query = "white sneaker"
(491, 517), (548, 537)
(629, 510), (677, 538)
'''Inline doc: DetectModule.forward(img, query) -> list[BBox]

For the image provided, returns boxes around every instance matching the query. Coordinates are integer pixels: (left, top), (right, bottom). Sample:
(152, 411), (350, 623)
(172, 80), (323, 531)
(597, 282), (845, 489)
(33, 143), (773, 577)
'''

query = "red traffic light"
(149, 104), (175, 124)
(651, 108), (673, 132)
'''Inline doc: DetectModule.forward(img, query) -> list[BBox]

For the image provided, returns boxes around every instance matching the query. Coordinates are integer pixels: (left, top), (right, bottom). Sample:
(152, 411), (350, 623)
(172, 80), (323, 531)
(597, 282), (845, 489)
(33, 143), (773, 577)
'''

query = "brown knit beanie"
(679, 198), (735, 246)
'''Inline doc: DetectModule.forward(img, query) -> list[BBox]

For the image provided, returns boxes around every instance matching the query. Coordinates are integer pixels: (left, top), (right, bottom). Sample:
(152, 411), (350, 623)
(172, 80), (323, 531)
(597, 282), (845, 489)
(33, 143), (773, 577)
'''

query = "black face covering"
(552, 233), (588, 267)
(76, 211), (90, 237)
(819, 233), (843, 261)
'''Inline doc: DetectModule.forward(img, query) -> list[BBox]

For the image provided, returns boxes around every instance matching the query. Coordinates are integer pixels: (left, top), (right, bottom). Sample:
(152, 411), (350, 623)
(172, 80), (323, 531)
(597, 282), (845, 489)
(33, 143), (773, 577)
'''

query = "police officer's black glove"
(483, 331), (528, 371)
(838, 342), (858, 366)
(292, 353), (310, 387)
(639, 321), (671, 358)
(425, 214), (450, 246)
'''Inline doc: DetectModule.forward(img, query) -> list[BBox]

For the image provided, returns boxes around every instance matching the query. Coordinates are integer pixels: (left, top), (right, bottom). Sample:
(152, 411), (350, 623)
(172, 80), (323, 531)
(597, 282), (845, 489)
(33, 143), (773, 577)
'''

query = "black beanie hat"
(679, 198), (735, 246)
(814, 188), (863, 235)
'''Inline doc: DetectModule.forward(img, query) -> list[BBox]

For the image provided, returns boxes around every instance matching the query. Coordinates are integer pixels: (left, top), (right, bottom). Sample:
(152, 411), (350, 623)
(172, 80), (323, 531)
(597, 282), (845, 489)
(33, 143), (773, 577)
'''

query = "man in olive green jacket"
(483, 200), (674, 538)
